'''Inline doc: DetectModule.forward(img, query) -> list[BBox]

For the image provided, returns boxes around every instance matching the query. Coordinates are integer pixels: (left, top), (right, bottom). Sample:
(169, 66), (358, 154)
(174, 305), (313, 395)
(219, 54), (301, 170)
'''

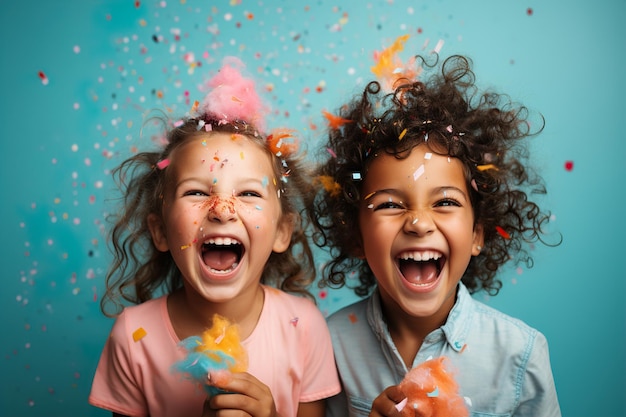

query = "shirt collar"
(366, 282), (475, 353)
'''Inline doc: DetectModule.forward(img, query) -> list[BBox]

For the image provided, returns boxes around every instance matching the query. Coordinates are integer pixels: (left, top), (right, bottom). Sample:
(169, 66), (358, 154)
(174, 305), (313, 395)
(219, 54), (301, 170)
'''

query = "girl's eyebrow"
(433, 186), (469, 200)
(362, 189), (401, 201)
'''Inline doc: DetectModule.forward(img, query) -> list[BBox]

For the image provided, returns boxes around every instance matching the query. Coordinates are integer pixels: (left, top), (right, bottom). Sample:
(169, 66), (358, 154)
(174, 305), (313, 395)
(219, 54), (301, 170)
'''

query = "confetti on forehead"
(413, 164), (425, 181)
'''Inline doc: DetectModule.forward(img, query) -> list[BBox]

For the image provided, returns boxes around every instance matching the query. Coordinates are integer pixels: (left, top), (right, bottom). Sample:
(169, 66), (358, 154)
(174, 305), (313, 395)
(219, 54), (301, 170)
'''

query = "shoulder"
(465, 297), (550, 362)
(326, 297), (370, 335)
(109, 296), (170, 343)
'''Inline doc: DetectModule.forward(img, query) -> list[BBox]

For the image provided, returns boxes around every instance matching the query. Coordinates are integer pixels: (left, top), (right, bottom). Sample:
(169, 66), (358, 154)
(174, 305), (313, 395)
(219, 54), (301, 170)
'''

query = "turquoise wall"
(1, 1), (624, 416)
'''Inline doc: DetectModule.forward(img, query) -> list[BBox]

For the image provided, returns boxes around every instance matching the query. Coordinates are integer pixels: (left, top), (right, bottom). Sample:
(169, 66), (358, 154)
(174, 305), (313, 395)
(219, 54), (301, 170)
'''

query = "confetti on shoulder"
(133, 327), (147, 342)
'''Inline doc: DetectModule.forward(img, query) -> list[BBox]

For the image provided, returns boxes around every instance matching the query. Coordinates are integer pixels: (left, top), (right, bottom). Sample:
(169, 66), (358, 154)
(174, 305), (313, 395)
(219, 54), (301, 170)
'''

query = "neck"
(167, 285), (265, 341)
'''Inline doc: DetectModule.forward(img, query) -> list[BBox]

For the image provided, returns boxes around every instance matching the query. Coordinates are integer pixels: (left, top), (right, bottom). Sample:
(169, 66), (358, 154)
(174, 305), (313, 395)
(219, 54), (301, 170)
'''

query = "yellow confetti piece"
(398, 128), (407, 140)
(133, 327), (147, 342)
(477, 164), (498, 171)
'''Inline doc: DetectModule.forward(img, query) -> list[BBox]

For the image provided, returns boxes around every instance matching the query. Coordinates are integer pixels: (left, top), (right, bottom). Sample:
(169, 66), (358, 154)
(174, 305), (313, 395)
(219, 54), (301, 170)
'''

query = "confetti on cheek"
(133, 327), (147, 342)
(290, 317), (298, 327)
(413, 164), (425, 180)
(240, 151), (244, 159)
(564, 160), (574, 171)
(495, 225), (511, 239)
(424, 152), (432, 160)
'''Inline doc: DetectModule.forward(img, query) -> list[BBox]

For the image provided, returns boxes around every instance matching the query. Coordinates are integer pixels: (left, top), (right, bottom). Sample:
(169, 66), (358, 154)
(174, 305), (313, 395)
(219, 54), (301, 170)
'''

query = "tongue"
(400, 260), (439, 285)
(203, 249), (238, 271)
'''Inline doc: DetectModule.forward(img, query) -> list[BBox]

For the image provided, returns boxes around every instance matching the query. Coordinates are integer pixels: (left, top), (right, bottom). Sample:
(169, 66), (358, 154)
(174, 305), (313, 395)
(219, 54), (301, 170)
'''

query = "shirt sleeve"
(298, 302), (342, 403)
(514, 332), (561, 417)
(88, 311), (149, 417)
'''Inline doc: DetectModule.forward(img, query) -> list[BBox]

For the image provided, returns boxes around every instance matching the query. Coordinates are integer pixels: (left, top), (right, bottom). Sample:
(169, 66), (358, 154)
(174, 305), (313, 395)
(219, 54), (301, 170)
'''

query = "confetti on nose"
(413, 164), (425, 180)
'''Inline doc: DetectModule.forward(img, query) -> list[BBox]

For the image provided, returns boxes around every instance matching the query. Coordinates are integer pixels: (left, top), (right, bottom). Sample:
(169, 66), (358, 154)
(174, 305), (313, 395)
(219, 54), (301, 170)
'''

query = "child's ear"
(272, 214), (295, 253)
(148, 213), (170, 252)
(472, 223), (485, 256)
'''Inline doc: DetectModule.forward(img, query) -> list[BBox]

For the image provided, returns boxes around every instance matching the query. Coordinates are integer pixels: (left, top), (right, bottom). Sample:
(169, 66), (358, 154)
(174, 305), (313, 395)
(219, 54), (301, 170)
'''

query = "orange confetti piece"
(495, 226), (511, 239)
(133, 327), (147, 342)
(477, 164), (498, 171)
(316, 175), (342, 197)
(370, 34), (420, 91)
(191, 100), (200, 113)
(322, 110), (353, 129)
(348, 313), (358, 324)
(267, 128), (298, 156)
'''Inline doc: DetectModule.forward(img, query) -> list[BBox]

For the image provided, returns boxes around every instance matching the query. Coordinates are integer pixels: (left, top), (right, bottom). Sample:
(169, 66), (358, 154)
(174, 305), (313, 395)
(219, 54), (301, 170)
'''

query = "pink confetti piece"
(326, 147), (337, 158)
(156, 159), (170, 169)
(395, 397), (408, 412)
(564, 160), (574, 171)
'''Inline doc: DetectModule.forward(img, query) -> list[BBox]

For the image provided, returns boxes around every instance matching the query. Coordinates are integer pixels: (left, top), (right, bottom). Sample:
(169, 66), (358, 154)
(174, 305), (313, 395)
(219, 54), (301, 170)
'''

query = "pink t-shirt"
(89, 286), (340, 417)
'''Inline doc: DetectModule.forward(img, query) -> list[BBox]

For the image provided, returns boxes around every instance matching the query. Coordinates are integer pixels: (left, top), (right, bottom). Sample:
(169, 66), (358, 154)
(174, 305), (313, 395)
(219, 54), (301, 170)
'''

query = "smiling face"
(148, 132), (292, 304)
(358, 145), (483, 322)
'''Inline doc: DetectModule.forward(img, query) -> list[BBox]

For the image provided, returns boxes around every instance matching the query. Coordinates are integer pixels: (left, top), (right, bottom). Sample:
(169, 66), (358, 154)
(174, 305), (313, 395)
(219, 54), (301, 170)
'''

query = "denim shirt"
(326, 283), (561, 417)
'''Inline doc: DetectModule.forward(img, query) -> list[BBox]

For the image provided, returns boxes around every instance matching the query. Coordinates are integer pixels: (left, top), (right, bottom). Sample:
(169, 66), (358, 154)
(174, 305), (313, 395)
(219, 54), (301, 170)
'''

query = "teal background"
(1, 1), (625, 416)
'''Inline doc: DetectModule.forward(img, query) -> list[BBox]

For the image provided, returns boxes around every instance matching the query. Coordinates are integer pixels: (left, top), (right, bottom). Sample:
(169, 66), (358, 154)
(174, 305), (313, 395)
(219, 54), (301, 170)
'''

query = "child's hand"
(202, 372), (278, 417)
(369, 385), (406, 417)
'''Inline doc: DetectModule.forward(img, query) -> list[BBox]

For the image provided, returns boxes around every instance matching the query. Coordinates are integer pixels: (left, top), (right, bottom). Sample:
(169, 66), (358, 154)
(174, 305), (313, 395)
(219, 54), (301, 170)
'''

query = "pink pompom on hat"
(199, 56), (269, 133)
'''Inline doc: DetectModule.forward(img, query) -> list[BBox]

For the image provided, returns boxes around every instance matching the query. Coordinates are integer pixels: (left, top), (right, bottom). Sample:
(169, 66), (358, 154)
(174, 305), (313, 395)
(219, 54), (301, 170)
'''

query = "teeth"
(399, 251), (442, 261)
(205, 237), (241, 246)
(209, 263), (239, 274)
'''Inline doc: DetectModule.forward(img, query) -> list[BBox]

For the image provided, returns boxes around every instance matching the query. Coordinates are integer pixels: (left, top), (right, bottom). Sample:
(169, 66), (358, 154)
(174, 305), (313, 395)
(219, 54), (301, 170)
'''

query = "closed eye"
(435, 198), (461, 207)
(240, 190), (262, 198)
(373, 200), (405, 211)
(184, 190), (207, 197)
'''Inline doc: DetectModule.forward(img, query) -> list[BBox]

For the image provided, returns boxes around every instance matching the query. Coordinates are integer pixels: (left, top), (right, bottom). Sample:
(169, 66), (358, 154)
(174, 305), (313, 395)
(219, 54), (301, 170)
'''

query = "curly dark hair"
(101, 115), (317, 317)
(310, 54), (558, 297)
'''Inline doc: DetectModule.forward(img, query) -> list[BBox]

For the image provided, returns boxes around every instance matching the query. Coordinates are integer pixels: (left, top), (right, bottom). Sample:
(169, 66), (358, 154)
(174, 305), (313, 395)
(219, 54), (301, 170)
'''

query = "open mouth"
(397, 251), (444, 286)
(201, 237), (244, 273)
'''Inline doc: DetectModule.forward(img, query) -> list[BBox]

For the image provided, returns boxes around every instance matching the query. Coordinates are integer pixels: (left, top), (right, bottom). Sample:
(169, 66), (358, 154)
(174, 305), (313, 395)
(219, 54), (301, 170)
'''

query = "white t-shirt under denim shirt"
(326, 283), (561, 417)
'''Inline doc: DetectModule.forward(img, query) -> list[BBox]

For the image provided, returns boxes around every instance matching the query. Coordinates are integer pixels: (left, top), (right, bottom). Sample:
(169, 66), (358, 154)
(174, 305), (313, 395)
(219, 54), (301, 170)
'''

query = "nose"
(206, 195), (238, 223)
(403, 210), (435, 236)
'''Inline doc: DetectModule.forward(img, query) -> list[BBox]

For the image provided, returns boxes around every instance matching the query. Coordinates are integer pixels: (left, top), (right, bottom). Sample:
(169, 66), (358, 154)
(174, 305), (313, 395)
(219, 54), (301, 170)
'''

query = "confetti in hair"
(200, 57), (269, 132)
(267, 128), (298, 157)
(322, 110), (354, 129)
(371, 34), (421, 92)
(316, 175), (342, 197)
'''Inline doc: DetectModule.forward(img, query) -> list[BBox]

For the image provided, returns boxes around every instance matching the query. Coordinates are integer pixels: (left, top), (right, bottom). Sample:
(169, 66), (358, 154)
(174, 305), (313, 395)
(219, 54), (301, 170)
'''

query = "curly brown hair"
(310, 55), (559, 297)
(101, 115), (317, 317)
